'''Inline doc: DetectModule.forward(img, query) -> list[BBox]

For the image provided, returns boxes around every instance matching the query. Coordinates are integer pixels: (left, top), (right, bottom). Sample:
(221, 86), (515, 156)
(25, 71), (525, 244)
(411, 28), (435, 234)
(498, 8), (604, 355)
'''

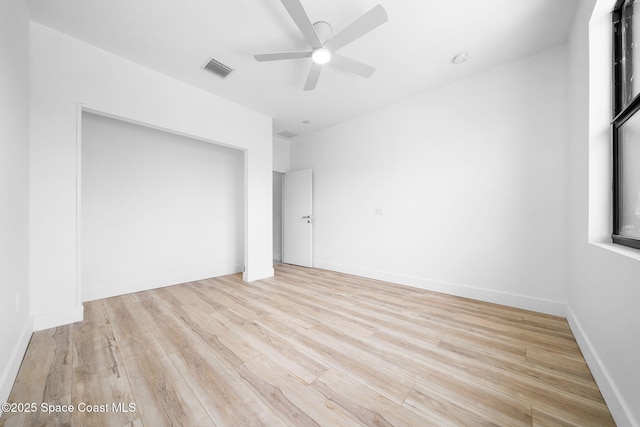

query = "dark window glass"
(613, 0), (640, 249)
(618, 115), (640, 239)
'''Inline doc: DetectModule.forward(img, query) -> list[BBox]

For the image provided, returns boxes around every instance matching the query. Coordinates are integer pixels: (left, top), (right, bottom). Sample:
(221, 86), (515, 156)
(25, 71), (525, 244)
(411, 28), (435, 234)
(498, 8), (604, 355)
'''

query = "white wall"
(273, 137), (291, 173)
(567, 1), (640, 425)
(291, 46), (569, 315)
(30, 23), (273, 330)
(81, 112), (244, 301)
(0, 0), (33, 405)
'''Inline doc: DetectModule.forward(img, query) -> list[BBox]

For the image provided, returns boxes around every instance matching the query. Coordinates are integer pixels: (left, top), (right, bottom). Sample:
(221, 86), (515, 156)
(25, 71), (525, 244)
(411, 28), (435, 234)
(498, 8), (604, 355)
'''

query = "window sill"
(591, 241), (640, 263)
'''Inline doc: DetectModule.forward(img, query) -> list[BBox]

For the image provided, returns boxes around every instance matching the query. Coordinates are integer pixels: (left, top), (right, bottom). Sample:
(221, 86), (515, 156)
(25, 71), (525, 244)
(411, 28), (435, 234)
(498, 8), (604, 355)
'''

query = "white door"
(283, 169), (312, 267)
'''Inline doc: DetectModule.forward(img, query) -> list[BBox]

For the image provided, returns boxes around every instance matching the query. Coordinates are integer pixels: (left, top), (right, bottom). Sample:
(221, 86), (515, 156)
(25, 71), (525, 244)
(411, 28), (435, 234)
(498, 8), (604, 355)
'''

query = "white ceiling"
(25, 0), (578, 138)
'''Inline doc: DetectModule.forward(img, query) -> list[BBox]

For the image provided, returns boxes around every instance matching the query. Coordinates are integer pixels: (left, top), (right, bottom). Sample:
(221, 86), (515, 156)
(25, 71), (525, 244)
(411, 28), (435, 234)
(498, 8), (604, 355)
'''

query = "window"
(613, 0), (640, 249)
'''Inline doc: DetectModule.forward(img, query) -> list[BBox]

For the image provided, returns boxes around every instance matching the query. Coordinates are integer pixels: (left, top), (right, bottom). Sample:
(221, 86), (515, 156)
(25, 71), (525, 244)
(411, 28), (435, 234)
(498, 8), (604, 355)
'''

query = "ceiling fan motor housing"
(313, 21), (333, 45)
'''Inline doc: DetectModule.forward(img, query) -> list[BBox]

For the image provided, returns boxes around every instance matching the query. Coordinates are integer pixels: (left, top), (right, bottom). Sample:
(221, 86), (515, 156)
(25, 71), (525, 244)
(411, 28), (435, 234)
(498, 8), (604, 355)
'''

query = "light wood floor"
(1, 265), (614, 426)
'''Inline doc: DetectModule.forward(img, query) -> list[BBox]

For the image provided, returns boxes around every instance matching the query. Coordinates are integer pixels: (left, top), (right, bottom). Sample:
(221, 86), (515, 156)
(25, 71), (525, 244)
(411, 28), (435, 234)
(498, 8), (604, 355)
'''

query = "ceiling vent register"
(203, 58), (233, 78)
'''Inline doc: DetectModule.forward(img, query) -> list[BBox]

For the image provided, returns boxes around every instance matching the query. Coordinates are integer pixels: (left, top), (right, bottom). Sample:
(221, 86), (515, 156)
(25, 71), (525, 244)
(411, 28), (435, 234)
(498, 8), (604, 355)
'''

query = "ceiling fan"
(254, 0), (388, 91)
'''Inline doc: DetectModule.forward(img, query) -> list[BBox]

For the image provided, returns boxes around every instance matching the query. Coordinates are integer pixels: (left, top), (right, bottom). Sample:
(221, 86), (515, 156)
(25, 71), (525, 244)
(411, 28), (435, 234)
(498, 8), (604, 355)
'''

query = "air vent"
(203, 58), (233, 78)
(277, 130), (299, 139)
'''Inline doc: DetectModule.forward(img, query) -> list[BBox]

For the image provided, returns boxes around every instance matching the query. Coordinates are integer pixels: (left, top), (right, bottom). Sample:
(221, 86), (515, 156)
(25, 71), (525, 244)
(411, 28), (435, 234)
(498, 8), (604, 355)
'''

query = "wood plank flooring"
(1, 265), (615, 426)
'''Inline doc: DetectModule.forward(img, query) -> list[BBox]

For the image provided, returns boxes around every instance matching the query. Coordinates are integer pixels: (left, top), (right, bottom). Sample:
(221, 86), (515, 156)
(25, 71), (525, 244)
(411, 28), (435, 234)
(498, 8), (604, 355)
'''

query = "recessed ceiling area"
(25, 0), (578, 138)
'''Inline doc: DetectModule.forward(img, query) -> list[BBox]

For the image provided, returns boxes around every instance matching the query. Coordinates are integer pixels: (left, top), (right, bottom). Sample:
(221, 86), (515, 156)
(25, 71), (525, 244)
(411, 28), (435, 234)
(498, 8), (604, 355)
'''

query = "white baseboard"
(81, 265), (243, 302)
(33, 304), (84, 331)
(0, 317), (33, 408)
(244, 266), (275, 282)
(566, 308), (639, 427)
(314, 260), (566, 316)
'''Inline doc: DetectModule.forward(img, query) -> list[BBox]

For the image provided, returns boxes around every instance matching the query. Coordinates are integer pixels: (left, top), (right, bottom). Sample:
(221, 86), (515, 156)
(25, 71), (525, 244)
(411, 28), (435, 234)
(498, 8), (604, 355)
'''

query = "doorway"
(282, 169), (313, 268)
(273, 171), (283, 265)
(274, 169), (313, 268)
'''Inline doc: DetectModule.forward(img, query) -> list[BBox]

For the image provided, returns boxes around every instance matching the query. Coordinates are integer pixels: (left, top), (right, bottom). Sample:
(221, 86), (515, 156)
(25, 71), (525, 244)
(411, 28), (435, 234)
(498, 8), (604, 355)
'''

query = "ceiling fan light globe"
(312, 48), (332, 64)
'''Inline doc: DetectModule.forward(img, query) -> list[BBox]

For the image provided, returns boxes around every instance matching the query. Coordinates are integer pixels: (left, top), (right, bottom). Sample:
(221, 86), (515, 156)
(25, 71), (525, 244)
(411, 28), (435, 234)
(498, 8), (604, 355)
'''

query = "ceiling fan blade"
(280, 0), (323, 49)
(254, 51), (312, 62)
(324, 4), (388, 52)
(304, 63), (322, 91)
(330, 54), (375, 78)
